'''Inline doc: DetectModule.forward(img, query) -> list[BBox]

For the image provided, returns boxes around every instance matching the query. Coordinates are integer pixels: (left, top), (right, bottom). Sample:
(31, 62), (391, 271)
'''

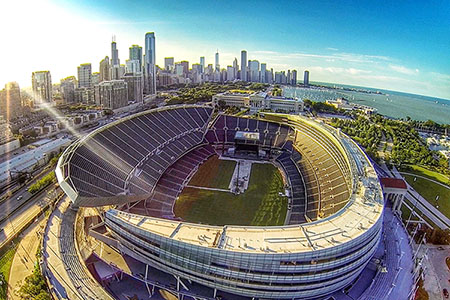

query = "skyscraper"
(60, 76), (76, 104)
(126, 60), (141, 74)
(175, 63), (184, 76)
(123, 73), (144, 104)
(95, 80), (128, 109)
(164, 57), (174, 71)
(292, 70), (297, 85)
(215, 51), (220, 72)
(144, 32), (156, 95)
(199, 57), (205, 73)
(92, 72), (100, 85)
(99, 56), (111, 82)
(240, 50), (247, 81)
(129, 44), (143, 71)
(191, 64), (202, 74)
(233, 58), (239, 72)
(180, 61), (189, 76)
(260, 63), (267, 83)
(77, 63), (92, 88)
(304, 70), (310, 86)
(249, 60), (260, 82)
(226, 66), (236, 81)
(111, 39), (119, 66)
(0, 82), (22, 120)
(32, 71), (52, 105)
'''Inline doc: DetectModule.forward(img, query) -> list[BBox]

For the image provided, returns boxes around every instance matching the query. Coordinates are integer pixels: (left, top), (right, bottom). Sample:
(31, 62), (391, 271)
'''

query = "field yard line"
(185, 185), (231, 193)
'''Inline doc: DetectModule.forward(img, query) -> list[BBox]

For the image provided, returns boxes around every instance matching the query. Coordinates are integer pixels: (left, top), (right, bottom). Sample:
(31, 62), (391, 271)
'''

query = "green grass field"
(403, 174), (450, 220)
(174, 161), (287, 226)
(401, 164), (450, 185)
(188, 156), (236, 189)
(0, 241), (19, 299)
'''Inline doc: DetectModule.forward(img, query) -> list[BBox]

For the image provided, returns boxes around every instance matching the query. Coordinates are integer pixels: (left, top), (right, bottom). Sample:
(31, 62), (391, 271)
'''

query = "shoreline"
(282, 84), (450, 125)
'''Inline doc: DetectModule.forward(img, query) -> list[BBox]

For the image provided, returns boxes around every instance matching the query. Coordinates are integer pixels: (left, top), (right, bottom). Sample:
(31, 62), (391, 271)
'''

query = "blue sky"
(1, 0), (450, 99)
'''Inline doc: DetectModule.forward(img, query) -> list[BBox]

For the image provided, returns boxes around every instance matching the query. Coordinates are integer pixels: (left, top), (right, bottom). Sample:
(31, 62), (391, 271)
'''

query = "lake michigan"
(283, 83), (450, 124)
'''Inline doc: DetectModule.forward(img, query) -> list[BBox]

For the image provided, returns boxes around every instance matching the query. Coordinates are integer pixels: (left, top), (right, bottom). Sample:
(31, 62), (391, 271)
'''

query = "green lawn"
(188, 156), (236, 189)
(403, 174), (450, 220)
(0, 243), (19, 299)
(174, 163), (287, 226)
(401, 165), (450, 185)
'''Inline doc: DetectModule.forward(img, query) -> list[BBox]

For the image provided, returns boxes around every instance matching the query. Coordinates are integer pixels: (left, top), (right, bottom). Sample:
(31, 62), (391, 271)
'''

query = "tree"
(17, 265), (51, 300)
(303, 99), (312, 107)
(218, 99), (227, 109)
(429, 228), (450, 245)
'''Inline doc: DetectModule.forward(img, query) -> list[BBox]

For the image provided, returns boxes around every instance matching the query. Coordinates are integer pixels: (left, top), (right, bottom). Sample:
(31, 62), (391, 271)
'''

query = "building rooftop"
(108, 183), (382, 254)
(380, 177), (407, 190)
(0, 137), (71, 182)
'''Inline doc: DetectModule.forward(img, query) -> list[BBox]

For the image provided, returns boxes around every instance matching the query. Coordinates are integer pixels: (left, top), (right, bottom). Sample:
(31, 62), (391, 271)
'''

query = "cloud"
(389, 65), (419, 75)
(92, 20), (171, 26)
(327, 47), (339, 51)
(430, 72), (450, 83)
(310, 66), (372, 75)
(252, 50), (392, 64)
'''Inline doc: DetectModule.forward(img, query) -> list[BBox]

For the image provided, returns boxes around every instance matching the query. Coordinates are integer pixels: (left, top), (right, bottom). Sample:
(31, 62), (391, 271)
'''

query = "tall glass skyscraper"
(32, 71), (52, 105)
(129, 44), (143, 72)
(304, 70), (310, 86)
(261, 63), (267, 83)
(144, 32), (156, 95)
(240, 50), (247, 81)
(199, 57), (205, 73)
(111, 40), (119, 66)
(249, 60), (260, 82)
(99, 56), (111, 82)
(77, 63), (92, 88)
(215, 51), (220, 72)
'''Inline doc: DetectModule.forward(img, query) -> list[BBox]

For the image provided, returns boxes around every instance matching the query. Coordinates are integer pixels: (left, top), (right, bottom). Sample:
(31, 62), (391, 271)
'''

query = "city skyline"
(1, 0), (449, 100)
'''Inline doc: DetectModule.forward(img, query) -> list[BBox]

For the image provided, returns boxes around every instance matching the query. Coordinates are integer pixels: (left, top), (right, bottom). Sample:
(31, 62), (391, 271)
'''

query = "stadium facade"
(56, 105), (384, 299)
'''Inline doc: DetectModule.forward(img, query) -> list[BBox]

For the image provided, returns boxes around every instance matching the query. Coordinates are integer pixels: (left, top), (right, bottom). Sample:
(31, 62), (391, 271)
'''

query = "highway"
(0, 167), (55, 222)
(0, 182), (59, 249)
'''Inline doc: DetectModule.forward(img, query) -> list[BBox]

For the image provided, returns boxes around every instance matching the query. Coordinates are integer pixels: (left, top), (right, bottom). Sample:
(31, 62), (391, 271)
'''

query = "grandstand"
(127, 144), (216, 218)
(58, 105), (213, 207)
(55, 106), (384, 299)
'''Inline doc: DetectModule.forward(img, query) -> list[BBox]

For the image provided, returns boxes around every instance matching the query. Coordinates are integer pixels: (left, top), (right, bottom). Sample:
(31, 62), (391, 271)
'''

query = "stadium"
(55, 104), (384, 299)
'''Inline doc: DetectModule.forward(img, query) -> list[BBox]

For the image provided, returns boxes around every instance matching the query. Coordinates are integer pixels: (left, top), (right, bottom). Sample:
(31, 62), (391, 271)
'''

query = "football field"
(174, 156), (288, 226)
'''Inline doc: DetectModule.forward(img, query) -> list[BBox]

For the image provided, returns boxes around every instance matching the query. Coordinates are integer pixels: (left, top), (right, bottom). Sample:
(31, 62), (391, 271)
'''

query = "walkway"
(42, 196), (113, 300)
(427, 245), (450, 300)
(8, 216), (47, 299)
(357, 207), (414, 300)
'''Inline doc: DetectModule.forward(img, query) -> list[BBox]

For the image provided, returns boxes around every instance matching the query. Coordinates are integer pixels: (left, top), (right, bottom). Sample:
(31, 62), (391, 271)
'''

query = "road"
(0, 183), (58, 249)
(425, 245), (450, 300)
(0, 164), (55, 204)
